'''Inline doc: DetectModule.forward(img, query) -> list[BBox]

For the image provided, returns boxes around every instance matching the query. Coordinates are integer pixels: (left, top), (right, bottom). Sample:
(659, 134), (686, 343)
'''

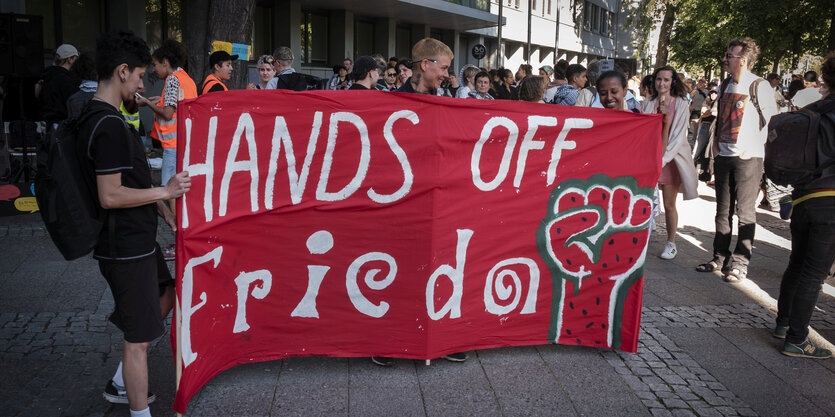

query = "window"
(61, 0), (104, 51)
(583, 1), (615, 37)
(301, 11), (328, 65)
(145, 0), (184, 51)
(252, 5), (272, 57)
(354, 19), (374, 58)
(395, 26), (411, 59)
(583, 1), (591, 30)
(599, 7), (607, 35)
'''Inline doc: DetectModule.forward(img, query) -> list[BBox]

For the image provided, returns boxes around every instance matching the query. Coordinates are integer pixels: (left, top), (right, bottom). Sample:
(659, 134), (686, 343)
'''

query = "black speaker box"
(0, 13), (44, 77)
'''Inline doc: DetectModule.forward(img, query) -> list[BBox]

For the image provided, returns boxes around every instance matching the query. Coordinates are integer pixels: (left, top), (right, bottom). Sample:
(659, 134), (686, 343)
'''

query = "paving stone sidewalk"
(2, 183), (835, 416)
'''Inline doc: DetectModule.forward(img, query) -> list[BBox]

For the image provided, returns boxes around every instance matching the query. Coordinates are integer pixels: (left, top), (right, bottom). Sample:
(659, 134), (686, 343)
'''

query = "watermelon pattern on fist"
(536, 174), (654, 351)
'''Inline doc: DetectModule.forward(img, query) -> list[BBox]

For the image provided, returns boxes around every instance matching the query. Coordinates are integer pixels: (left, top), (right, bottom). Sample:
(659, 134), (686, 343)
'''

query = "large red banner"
(172, 90), (661, 412)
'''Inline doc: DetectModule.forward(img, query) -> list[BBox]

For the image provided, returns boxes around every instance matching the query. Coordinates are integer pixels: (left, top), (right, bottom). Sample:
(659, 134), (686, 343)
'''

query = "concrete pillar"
(328, 10), (354, 64)
(106, 0), (146, 38)
(374, 17), (396, 59)
(452, 30), (462, 71)
(274, 0), (302, 70)
(411, 24), (429, 43)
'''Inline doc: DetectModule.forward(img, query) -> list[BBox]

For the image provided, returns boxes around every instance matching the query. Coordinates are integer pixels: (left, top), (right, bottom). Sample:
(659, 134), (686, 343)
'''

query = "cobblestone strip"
(602, 327), (757, 417)
(642, 303), (835, 331)
(0, 222), (46, 237)
(0, 309), (170, 417)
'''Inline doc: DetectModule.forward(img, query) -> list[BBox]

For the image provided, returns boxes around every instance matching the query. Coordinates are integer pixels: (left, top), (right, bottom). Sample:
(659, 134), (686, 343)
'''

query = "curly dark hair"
(596, 70), (627, 89)
(70, 52), (97, 82)
(788, 79), (806, 99)
(95, 30), (151, 81)
(651, 66), (687, 98)
(152, 38), (189, 70)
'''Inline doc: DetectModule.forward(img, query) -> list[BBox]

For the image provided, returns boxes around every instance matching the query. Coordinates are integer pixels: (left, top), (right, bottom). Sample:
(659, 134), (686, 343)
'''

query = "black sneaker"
(773, 325), (789, 339)
(103, 379), (156, 404)
(781, 339), (832, 359)
(442, 352), (468, 362)
(371, 356), (395, 367)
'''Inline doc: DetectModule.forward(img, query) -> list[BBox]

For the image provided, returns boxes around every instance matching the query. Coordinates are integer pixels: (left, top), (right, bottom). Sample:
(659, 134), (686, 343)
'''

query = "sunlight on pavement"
(677, 183), (834, 353)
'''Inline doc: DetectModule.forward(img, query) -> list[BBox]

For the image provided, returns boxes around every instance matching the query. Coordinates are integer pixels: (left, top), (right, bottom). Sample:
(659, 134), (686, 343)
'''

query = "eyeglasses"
(385, 72), (397, 77)
(724, 53), (742, 59)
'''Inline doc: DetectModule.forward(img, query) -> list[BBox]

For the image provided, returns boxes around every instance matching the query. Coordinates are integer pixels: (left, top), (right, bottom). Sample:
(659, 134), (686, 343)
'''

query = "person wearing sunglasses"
(696, 37), (778, 283)
(382, 66), (398, 91)
(396, 38), (452, 96)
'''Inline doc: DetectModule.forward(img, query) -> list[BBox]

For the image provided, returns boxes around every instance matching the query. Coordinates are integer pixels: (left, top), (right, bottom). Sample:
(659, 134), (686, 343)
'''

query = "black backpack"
(35, 107), (124, 260)
(765, 99), (835, 187)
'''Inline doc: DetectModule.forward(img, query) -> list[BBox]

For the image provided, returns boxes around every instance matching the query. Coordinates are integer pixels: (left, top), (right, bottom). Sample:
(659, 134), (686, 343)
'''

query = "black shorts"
(98, 244), (174, 343)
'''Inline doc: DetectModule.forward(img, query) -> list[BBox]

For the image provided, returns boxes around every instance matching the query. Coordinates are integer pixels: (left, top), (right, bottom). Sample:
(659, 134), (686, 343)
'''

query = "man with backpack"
(82, 30), (190, 416)
(695, 38), (777, 283)
(773, 53), (835, 359)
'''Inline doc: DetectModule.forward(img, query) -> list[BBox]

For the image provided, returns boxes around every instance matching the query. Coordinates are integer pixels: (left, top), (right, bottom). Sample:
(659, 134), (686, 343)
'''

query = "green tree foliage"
(624, 0), (679, 69)
(669, 0), (832, 75)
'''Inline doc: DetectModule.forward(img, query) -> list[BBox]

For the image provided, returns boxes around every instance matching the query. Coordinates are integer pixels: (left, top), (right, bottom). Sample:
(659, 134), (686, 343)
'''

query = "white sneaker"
(660, 242), (677, 259)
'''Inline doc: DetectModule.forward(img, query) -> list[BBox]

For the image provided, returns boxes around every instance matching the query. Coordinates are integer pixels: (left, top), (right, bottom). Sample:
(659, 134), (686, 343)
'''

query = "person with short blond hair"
(397, 38), (454, 95)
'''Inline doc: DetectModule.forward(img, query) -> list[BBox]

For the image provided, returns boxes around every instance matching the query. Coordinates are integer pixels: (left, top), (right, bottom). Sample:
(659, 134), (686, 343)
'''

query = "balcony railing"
(444, 0), (491, 12)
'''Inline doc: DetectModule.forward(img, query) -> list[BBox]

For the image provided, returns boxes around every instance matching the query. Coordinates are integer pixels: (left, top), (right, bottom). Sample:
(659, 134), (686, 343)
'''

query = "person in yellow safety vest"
(136, 39), (197, 194)
(120, 99), (140, 130)
(201, 50), (237, 95)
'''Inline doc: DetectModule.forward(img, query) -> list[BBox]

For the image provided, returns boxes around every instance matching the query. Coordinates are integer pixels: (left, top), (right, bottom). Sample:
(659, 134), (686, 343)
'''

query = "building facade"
(1, 0), (638, 78)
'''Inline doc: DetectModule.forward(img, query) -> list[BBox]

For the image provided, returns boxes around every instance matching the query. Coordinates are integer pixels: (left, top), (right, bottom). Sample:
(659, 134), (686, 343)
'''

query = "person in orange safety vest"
(201, 50), (237, 95)
(138, 39), (197, 189)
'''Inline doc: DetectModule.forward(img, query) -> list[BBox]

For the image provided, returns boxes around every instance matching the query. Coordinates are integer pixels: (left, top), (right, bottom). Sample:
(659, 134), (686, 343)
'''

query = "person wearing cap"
(201, 50), (236, 95)
(42, 44), (80, 129)
(348, 56), (381, 90)
(539, 65), (553, 82)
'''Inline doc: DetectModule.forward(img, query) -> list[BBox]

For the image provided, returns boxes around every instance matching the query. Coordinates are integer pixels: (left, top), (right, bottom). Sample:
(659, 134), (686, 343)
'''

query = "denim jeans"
(776, 196), (835, 344)
(712, 156), (763, 270)
(161, 147), (176, 186)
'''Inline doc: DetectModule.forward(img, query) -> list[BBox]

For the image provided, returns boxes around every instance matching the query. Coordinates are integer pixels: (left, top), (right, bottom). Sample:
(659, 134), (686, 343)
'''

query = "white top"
(792, 87), (823, 108)
(716, 70), (777, 159)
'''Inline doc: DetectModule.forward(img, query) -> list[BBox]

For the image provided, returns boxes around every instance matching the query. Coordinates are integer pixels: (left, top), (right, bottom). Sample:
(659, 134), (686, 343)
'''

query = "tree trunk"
(771, 51), (783, 73)
(790, 33), (801, 71)
(184, 0), (256, 90)
(654, 1), (678, 68)
(184, 0), (210, 82)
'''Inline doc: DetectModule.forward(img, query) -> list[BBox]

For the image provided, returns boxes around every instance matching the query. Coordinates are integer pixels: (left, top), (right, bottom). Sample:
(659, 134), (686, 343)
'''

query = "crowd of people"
(18, 27), (835, 416)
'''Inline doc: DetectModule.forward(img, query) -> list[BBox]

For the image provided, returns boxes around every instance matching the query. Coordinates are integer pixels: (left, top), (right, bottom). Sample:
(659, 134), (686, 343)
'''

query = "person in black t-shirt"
(348, 56), (382, 90)
(82, 30), (191, 416)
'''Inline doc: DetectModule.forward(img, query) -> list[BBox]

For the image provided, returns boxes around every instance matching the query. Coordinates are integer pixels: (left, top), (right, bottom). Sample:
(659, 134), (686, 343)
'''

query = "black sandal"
(723, 267), (747, 283)
(695, 260), (720, 273)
